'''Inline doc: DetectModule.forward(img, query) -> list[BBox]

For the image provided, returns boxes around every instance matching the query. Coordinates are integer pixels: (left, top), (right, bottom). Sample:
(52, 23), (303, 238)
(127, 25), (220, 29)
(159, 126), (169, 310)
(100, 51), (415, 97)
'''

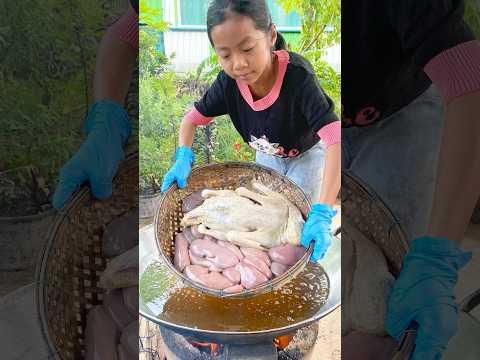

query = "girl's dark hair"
(207, 0), (287, 50)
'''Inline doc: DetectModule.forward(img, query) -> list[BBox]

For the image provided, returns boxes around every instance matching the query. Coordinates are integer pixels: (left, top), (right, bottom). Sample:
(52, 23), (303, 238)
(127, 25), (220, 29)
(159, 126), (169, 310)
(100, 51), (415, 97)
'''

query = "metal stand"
(221, 342), (277, 360)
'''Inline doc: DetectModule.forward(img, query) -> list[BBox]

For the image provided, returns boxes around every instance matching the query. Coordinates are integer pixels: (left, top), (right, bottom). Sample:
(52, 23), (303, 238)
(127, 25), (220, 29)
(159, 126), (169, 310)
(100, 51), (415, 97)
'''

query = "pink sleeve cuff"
(317, 121), (341, 147)
(424, 40), (480, 104)
(184, 107), (214, 125)
(110, 6), (138, 49)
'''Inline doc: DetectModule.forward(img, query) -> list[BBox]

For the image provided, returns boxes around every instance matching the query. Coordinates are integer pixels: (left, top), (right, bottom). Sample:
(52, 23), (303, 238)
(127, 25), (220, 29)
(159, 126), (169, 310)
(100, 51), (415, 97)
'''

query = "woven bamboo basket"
(154, 161), (314, 299)
(341, 170), (409, 276)
(36, 152), (138, 360)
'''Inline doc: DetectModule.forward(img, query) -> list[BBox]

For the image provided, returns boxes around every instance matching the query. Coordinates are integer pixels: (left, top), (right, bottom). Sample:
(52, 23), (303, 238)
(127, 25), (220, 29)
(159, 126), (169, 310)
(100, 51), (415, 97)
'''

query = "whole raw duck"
(180, 182), (304, 249)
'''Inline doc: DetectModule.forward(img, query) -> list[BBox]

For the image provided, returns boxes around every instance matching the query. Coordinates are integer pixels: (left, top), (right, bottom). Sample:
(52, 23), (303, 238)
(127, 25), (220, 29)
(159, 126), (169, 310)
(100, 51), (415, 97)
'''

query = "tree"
(277, 0), (341, 110)
(0, 0), (107, 182)
(139, 0), (167, 31)
(465, 0), (480, 36)
(277, 0), (340, 52)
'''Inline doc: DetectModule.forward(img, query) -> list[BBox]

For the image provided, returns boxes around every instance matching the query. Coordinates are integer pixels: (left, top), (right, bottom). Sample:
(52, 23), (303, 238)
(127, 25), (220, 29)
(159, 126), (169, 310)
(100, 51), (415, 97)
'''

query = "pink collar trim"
(236, 50), (289, 111)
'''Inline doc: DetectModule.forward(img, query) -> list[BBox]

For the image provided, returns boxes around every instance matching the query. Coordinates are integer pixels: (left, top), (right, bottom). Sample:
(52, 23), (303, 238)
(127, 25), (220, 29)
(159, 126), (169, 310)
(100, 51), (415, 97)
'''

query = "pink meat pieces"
(203, 234), (217, 242)
(103, 289), (135, 331)
(102, 209), (138, 258)
(240, 247), (271, 266)
(190, 238), (239, 268)
(182, 190), (205, 212)
(243, 256), (272, 279)
(190, 238), (218, 257)
(295, 246), (306, 258)
(189, 250), (223, 272)
(118, 344), (130, 360)
(268, 244), (305, 266)
(236, 261), (269, 289)
(222, 266), (241, 284)
(191, 224), (204, 239)
(217, 240), (244, 260)
(271, 262), (288, 277)
(182, 227), (196, 244)
(85, 305), (119, 360)
(184, 265), (234, 290)
(174, 233), (190, 272)
(122, 286), (138, 318)
(120, 321), (138, 358)
(224, 284), (245, 293)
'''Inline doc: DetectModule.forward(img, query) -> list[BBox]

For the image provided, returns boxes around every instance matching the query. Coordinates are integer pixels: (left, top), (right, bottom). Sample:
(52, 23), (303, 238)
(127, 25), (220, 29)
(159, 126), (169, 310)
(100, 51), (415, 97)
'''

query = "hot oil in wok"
(141, 262), (329, 331)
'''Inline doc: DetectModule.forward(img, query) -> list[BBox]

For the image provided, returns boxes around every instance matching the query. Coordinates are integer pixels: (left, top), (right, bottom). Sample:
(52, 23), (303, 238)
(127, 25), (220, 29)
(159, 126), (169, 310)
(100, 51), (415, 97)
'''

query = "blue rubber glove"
(160, 146), (194, 192)
(52, 100), (131, 209)
(386, 237), (472, 360)
(300, 203), (337, 262)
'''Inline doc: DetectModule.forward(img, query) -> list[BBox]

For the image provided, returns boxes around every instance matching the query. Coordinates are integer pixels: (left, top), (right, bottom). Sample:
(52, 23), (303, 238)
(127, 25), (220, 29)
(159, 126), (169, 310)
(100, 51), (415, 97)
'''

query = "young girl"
(342, 1), (479, 358)
(161, 0), (341, 261)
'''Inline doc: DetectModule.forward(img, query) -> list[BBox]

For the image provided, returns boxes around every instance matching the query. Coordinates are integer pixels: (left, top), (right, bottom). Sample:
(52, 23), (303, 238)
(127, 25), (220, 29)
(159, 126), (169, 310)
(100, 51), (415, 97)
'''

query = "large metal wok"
(139, 224), (341, 345)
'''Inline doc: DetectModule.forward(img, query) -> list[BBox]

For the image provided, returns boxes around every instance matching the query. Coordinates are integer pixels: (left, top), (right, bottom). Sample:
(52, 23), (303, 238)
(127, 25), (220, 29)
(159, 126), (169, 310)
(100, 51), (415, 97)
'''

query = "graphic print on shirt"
(249, 135), (300, 158)
(342, 105), (382, 127)
(249, 135), (281, 156)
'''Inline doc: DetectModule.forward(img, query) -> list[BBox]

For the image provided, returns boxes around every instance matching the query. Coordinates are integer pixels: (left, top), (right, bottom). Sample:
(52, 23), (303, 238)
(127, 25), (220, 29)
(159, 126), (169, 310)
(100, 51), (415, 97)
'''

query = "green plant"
(465, 0), (480, 36)
(0, 0), (108, 183)
(212, 117), (256, 162)
(140, 29), (169, 77)
(278, 0), (340, 52)
(139, 0), (167, 31)
(277, 0), (341, 110)
(195, 51), (222, 84)
(139, 71), (195, 192)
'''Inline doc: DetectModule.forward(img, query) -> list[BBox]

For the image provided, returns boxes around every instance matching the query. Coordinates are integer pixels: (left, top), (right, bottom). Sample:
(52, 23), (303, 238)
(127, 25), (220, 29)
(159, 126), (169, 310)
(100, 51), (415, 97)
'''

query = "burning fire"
(188, 333), (295, 356)
(189, 340), (221, 356)
(274, 333), (295, 349)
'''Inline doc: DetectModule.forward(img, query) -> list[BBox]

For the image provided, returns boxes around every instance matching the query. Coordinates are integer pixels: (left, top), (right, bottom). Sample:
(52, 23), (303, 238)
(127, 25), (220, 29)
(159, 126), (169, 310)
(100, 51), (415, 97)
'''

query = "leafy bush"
(278, 0), (341, 110)
(0, 0), (109, 182)
(465, 0), (480, 36)
(139, 70), (194, 192)
(139, 29), (169, 77)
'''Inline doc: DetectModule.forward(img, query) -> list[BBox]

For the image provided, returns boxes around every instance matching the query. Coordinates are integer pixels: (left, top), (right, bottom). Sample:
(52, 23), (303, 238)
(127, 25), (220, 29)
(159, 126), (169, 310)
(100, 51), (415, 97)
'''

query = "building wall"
(160, 0), (340, 74)
(163, 31), (341, 74)
(164, 30), (211, 73)
(324, 44), (341, 73)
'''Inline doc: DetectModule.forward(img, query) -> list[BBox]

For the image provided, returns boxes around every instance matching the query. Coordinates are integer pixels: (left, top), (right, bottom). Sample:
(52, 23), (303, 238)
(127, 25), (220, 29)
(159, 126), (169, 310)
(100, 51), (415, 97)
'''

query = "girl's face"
(210, 13), (277, 86)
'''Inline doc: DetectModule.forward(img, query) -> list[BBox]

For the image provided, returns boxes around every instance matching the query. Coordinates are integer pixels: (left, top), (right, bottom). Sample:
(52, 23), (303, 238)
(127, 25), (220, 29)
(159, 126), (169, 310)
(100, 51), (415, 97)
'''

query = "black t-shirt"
(194, 51), (338, 158)
(342, 0), (474, 127)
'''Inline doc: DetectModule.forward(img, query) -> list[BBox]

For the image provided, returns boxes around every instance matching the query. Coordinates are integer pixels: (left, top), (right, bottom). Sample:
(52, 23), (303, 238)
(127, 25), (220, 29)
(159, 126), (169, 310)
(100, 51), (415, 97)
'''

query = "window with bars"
(178, 0), (208, 26)
(177, 0), (301, 30)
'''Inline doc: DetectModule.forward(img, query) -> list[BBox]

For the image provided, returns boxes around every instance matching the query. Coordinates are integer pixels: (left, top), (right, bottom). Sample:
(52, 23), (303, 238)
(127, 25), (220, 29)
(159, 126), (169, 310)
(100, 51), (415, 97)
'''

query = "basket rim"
(342, 170), (409, 276)
(154, 161), (315, 299)
(34, 152), (139, 360)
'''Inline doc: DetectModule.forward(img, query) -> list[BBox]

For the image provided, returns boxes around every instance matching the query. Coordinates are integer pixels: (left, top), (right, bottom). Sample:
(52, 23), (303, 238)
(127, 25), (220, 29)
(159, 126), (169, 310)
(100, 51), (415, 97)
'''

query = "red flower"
(233, 142), (241, 152)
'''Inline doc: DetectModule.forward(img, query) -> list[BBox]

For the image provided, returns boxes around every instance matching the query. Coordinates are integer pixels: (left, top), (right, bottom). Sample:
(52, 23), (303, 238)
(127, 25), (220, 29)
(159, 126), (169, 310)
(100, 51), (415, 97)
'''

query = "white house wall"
(324, 44), (341, 73)
(164, 31), (211, 73)
(164, 31), (341, 74)
(162, 0), (176, 25)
